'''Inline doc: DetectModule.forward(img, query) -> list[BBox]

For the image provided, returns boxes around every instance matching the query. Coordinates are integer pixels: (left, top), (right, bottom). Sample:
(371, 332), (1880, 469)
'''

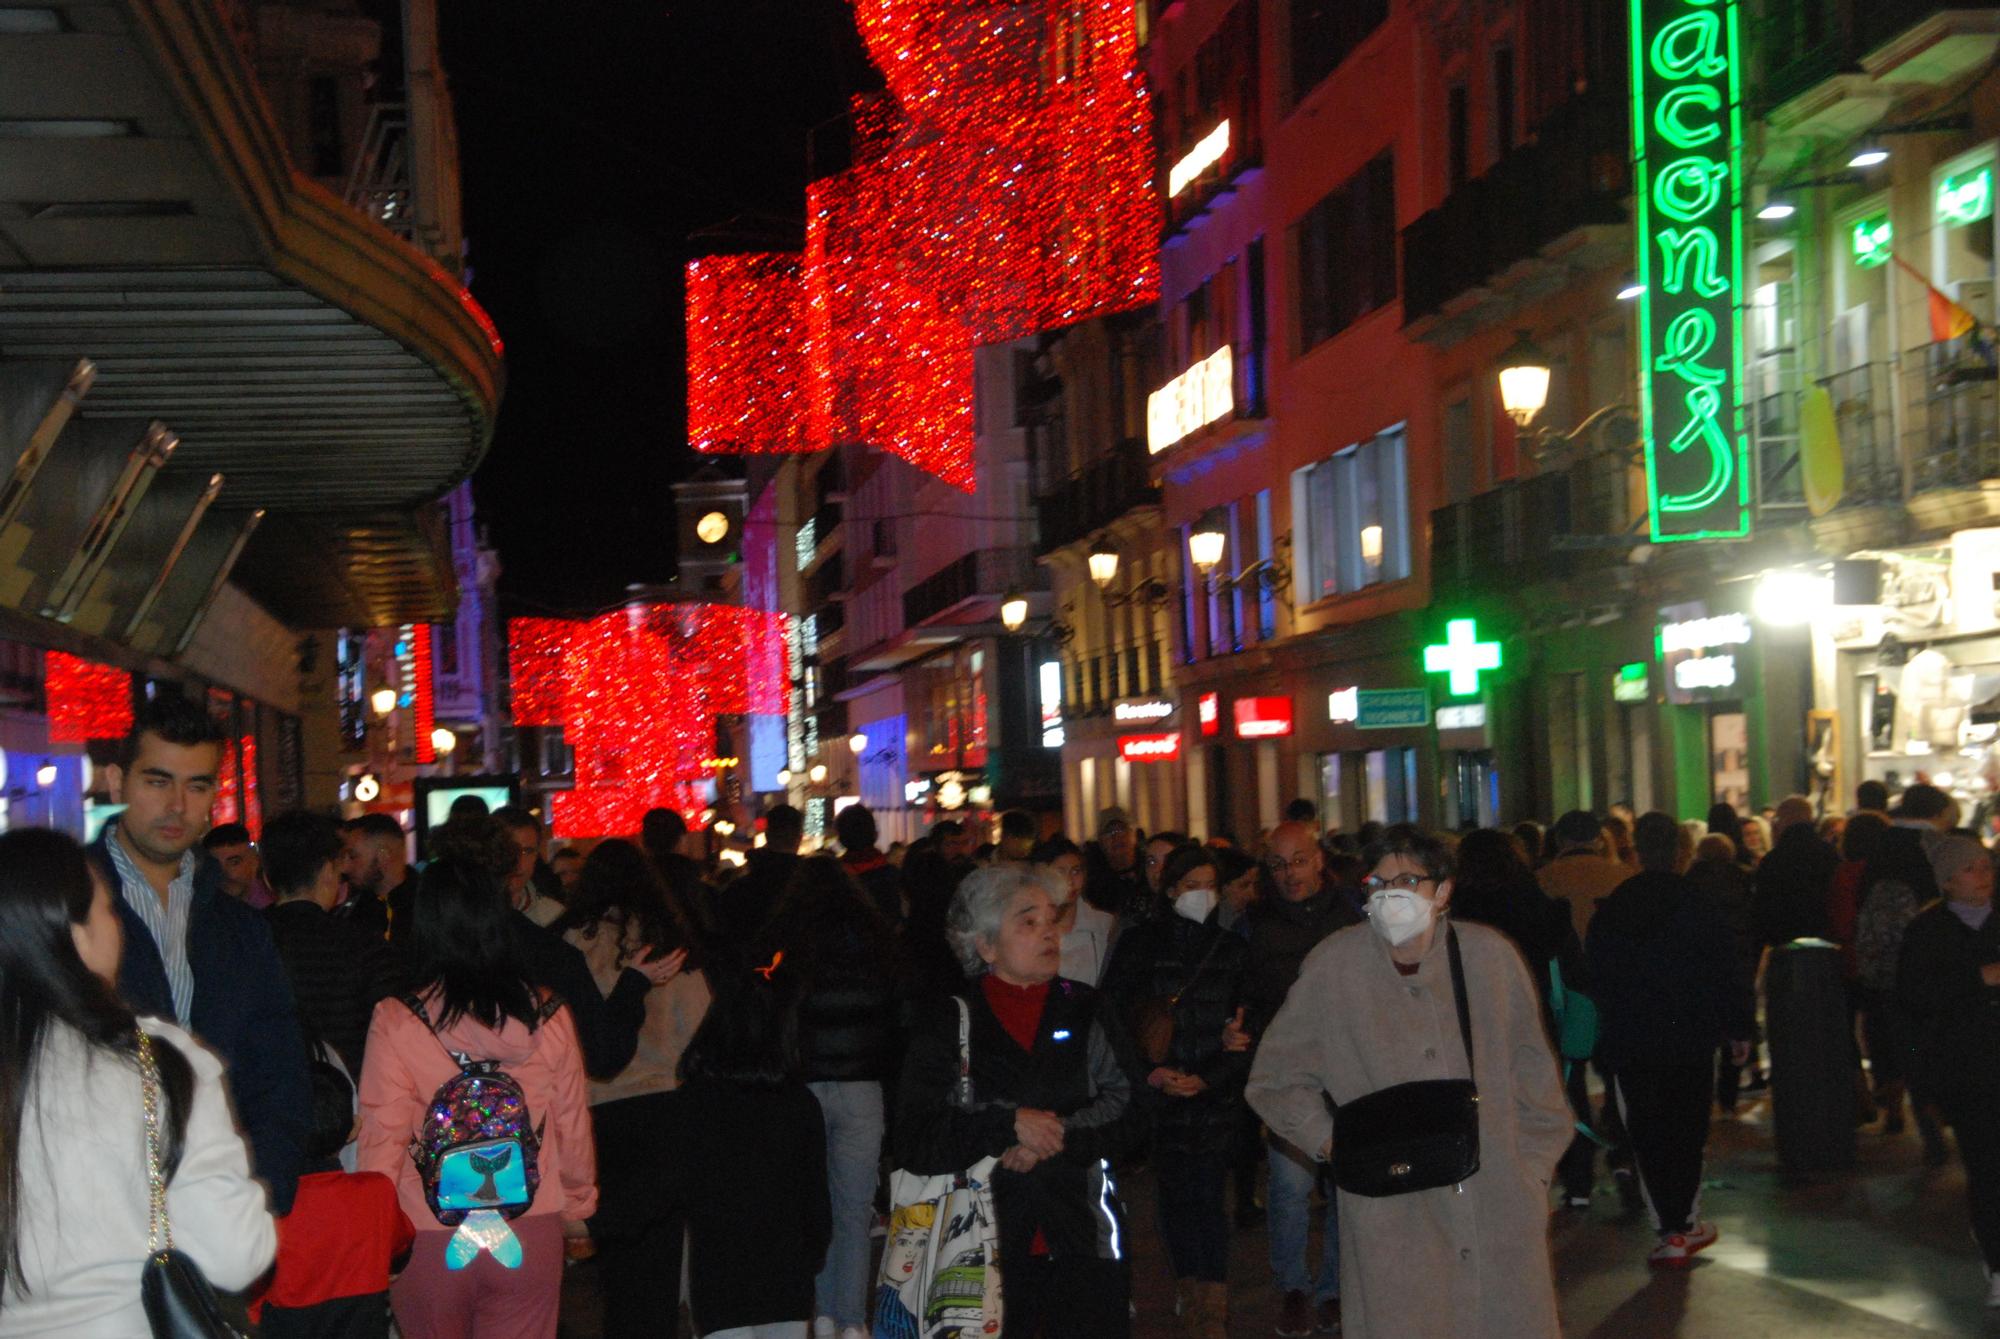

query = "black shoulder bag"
(137, 1031), (247, 1339)
(1331, 926), (1481, 1197)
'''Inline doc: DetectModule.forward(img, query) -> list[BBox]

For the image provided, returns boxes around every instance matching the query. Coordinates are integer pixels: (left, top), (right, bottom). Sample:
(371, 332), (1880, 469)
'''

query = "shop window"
(1748, 242), (1803, 508)
(1364, 747), (1419, 824)
(1295, 153), (1396, 354)
(1255, 489), (1277, 640)
(1295, 425), (1411, 600)
(1933, 145), (1997, 323)
(1289, 0), (1387, 107)
(1317, 751), (1343, 828)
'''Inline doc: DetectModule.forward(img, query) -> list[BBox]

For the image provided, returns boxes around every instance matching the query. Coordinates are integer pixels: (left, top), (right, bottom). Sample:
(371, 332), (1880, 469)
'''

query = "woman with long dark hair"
(558, 839), (708, 1339)
(0, 828), (273, 1335)
(358, 856), (596, 1339)
(755, 856), (901, 1339)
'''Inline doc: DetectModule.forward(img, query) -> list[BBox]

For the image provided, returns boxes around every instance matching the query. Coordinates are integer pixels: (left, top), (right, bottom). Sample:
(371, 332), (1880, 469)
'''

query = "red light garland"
(45, 651), (132, 744)
(686, 0), (1158, 490)
(410, 623), (437, 765)
(508, 605), (791, 838)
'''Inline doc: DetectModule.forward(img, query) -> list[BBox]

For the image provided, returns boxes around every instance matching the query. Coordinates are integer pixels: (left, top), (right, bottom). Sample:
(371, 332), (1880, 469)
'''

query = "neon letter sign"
(1632, 0), (1749, 541)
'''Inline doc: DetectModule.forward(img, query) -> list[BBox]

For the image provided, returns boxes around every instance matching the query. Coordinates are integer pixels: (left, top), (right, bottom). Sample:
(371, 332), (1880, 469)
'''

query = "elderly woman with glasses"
(894, 863), (1142, 1339)
(1245, 825), (1571, 1339)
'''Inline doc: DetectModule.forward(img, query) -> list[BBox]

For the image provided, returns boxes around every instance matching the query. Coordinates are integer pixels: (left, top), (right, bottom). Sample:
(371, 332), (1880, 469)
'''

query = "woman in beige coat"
(1245, 826), (1572, 1339)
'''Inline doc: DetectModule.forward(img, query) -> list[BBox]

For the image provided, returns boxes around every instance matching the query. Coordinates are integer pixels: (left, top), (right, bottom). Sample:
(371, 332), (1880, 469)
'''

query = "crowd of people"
(0, 695), (1995, 1338)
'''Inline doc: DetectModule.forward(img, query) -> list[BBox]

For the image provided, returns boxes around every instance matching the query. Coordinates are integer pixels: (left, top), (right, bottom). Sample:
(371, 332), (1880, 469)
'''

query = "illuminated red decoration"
(214, 737), (240, 826)
(507, 605), (792, 838)
(239, 734), (261, 838)
(1232, 696), (1294, 739)
(411, 623), (437, 765)
(1198, 691), (1220, 737)
(1119, 732), (1181, 762)
(686, 0), (1159, 489)
(45, 651), (132, 744)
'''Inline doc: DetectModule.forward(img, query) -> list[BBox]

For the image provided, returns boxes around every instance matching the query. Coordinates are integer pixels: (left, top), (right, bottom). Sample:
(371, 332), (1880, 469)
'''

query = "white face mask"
(1173, 886), (1220, 923)
(1366, 889), (1436, 947)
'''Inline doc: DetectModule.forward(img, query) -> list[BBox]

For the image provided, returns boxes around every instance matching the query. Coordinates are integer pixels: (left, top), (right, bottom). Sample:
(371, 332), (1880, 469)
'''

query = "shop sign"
(1040, 660), (1064, 748)
(1232, 696), (1294, 739)
(1613, 662), (1650, 703)
(1147, 345), (1233, 454)
(1119, 732), (1181, 762)
(1198, 691), (1220, 736)
(1168, 120), (1230, 198)
(1113, 698), (1176, 724)
(1630, 0), (1750, 542)
(1422, 618), (1502, 698)
(1328, 687), (1359, 723)
(1939, 165), (1993, 228)
(1436, 704), (1487, 730)
(1659, 606), (1750, 704)
(1849, 215), (1891, 269)
(1355, 688), (1430, 729)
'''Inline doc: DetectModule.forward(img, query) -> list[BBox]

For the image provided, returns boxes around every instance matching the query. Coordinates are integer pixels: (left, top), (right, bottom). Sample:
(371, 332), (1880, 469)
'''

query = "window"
(1295, 425), (1410, 599)
(1245, 237), (1268, 416)
(1255, 489), (1276, 640)
(1492, 47), (1516, 157)
(1289, 0), (1388, 106)
(1295, 153), (1396, 353)
(1447, 84), (1469, 191)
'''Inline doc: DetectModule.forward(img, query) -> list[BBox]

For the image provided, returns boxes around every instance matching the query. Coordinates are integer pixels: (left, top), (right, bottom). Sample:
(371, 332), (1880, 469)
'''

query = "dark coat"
(1896, 902), (2000, 1103)
(266, 899), (401, 1074)
(1687, 855), (1759, 987)
(1752, 823), (1842, 947)
(1099, 909), (1251, 1154)
(509, 911), (648, 1080)
(895, 982), (1140, 1265)
(768, 911), (903, 1084)
(840, 849), (904, 925)
(1083, 844), (1149, 919)
(335, 886), (390, 944)
(95, 829), (312, 1214)
(712, 849), (799, 947)
(1449, 870), (1588, 1044)
(1586, 870), (1754, 1070)
(1242, 885), (1364, 1032)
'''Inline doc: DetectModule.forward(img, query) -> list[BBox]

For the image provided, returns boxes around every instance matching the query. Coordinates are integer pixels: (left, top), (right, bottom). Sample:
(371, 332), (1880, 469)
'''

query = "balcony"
(1821, 363), (1900, 507)
(1749, 348), (1805, 513)
(1034, 439), (1160, 555)
(903, 547), (1044, 629)
(1431, 451), (1637, 598)
(1401, 93), (1629, 333)
(1904, 335), (2000, 512)
(1763, 2), (2000, 123)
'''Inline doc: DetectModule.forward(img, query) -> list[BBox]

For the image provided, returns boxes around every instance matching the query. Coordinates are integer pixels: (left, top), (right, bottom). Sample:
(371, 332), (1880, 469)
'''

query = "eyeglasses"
(1360, 873), (1435, 894)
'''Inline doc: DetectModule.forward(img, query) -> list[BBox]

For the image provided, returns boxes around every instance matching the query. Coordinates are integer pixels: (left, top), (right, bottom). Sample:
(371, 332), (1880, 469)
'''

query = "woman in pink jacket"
(358, 856), (596, 1339)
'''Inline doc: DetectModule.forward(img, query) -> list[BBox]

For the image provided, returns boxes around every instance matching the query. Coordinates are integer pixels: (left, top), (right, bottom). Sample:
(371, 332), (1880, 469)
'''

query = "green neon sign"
(1631, 0), (1750, 542)
(1850, 215), (1891, 268)
(1422, 619), (1502, 699)
(1939, 166), (1993, 228)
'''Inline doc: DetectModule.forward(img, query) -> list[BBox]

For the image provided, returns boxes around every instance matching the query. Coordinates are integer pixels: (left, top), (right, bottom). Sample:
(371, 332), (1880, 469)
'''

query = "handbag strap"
(137, 1030), (171, 1260)
(1447, 926), (1474, 1080)
(953, 995), (974, 1109)
(1169, 930), (1227, 1007)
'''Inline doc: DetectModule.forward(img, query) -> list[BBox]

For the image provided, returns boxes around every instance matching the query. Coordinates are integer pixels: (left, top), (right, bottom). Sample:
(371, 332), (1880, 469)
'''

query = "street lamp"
(999, 592), (1028, 633)
(1087, 544), (1120, 590)
(370, 687), (397, 716)
(849, 731), (868, 755)
(1497, 330), (1552, 428)
(808, 762), (829, 784)
(776, 767), (791, 786)
(430, 727), (457, 757)
(1188, 520), (1227, 576)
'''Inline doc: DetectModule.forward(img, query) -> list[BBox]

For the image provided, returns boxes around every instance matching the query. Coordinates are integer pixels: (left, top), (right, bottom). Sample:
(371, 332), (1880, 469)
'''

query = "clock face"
(696, 510), (729, 544)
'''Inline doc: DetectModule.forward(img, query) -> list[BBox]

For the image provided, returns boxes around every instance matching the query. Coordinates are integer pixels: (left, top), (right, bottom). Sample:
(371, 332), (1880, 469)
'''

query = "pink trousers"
(391, 1216), (565, 1339)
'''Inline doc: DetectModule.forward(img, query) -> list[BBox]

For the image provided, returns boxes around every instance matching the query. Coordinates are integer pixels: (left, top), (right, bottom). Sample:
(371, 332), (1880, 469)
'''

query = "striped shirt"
(106, 826), (198, 1023)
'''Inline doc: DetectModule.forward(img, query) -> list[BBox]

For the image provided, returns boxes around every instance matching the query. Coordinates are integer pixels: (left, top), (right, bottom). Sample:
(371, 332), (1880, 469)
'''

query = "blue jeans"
(1267, 1138), (1338, 1302)
(807, 1080), (886, 1328)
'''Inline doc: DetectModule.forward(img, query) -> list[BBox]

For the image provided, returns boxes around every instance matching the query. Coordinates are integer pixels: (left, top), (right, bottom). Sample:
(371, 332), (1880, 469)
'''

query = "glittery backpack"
(403, 993), (561, 1227)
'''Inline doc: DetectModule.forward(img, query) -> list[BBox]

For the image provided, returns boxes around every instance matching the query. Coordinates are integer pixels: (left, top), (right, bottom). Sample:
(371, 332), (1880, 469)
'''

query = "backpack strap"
(401, 993), (434, 1031)
(535, 992), (564, 1025)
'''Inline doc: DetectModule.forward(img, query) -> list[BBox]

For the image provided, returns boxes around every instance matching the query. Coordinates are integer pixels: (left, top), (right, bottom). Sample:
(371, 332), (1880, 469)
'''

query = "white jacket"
(0, 1017), (275, 1337)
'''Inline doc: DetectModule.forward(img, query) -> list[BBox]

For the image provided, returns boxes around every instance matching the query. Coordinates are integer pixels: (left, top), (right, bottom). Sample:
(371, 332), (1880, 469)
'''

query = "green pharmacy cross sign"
(1423, 619), (1502, 699)
(1630, 0), (1750, 542)
(1850, 215), (1892, 269)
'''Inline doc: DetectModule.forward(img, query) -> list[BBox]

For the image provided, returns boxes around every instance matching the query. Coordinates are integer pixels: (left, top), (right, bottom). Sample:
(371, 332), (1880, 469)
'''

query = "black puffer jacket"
(1897, 901), (2000, 1103)
(1099, 909), (1251, 1154)
(773, 914), (903, 1083)
(1242, 885), (1364, 1032)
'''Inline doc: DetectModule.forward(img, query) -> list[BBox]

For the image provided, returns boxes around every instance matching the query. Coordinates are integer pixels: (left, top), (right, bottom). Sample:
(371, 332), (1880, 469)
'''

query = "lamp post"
(370, 686), (397, 717)
(999, 592), (1029, 633)
(1088, 544), (1120, 590)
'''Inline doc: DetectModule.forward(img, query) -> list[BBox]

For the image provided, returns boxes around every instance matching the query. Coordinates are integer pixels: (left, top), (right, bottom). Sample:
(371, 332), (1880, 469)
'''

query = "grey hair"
(947, 863), (1048, 977)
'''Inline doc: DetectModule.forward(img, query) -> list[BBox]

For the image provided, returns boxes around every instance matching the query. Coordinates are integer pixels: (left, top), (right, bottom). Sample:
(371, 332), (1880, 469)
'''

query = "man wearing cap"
(1084, 806), (1148, 919)
(1538, 810), (1629, 939)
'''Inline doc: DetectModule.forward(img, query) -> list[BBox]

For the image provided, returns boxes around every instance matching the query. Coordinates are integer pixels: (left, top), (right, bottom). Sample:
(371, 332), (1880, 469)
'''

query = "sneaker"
(1986, 1272), (2000, 1309)
(1277, 1290), (1313, 1337)
(1681, 1221), (1719, 1255)
(1648, 1234), (1694, 1269)
(812, 1321), (835, 1339)
(838, 1328), (869, 1339)
(1315, 1297), (1343, 1334)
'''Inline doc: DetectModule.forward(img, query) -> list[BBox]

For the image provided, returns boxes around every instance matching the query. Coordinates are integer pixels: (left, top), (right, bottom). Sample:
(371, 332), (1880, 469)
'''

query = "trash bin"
(1765, 939), (1856, 1173)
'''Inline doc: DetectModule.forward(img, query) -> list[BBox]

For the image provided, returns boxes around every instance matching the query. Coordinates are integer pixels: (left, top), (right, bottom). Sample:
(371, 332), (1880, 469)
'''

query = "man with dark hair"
(446, 792), (491, 822)
(996, 808), (1037, 862)
(338, 812), (410, 944)
(715, 803), (805, 946)
(202, 821), (269, 907)
(1855, 779), (1890, 815)
(1752, 795), (1842, 947)
(550, 845), (584, 896)
(1537, 810), (1628, 938)
(835, 802), (902, 923)
(930, 816), (973, 867)
(493, 804), (563, 926)
(1587, 812), (1753, 1268)
(1084, 807), (1147, 918)
(97, 695), (311, 1212)
(1282, 797), (1318, 826)
(262, 810), (397, 1073)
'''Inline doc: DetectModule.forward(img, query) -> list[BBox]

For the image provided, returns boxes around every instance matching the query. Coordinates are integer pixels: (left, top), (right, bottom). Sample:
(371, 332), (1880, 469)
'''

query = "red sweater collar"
(980, 974), (1051, 1050)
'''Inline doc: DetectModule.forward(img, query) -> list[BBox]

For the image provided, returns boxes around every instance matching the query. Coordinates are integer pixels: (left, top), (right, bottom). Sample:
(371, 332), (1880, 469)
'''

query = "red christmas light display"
(45, 651), (132, 744)
(507, 605), (791, 838)
(239, 734), (261, 838)
(410, 623), (437, 766)
(685, 0), (1158, 490)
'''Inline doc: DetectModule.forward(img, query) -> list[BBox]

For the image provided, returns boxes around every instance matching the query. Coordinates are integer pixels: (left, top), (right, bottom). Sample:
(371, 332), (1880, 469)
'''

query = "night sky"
(440, 0), (879, 615)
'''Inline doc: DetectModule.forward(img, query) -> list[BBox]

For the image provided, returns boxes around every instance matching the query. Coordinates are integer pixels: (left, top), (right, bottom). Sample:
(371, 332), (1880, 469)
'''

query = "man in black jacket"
(1753, 795), (1843, 947)
(1242, 820), (1363, 1336)
(1084, 807), (1147, 919)
(715, 803), (804, 948)
(337, 812), (412, 945)
(262, 810), (401, 1073)
(98, 697), (311, 1213)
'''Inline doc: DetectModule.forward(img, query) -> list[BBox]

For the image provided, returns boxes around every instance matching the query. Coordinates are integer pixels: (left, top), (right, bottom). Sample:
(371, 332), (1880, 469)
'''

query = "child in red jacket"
(257, 1062), (415, 1338)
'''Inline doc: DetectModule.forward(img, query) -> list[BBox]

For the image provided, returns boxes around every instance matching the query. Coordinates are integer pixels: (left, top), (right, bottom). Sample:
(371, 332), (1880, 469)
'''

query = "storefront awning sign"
(1198, 691), (1220, 736)
(1631, 0), (1750, 542)
(1422, 619), (1502, 698)
(1355, 688), (1430, 730)
(1232, 696), (1293, 739)
(1118, 732), (1181, 762)
(1614, 662), (1650, 703)
(1113, 698), (1176, 724)
(1659, 609), (1750, 704)
(1436, 704), (1486, 730)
